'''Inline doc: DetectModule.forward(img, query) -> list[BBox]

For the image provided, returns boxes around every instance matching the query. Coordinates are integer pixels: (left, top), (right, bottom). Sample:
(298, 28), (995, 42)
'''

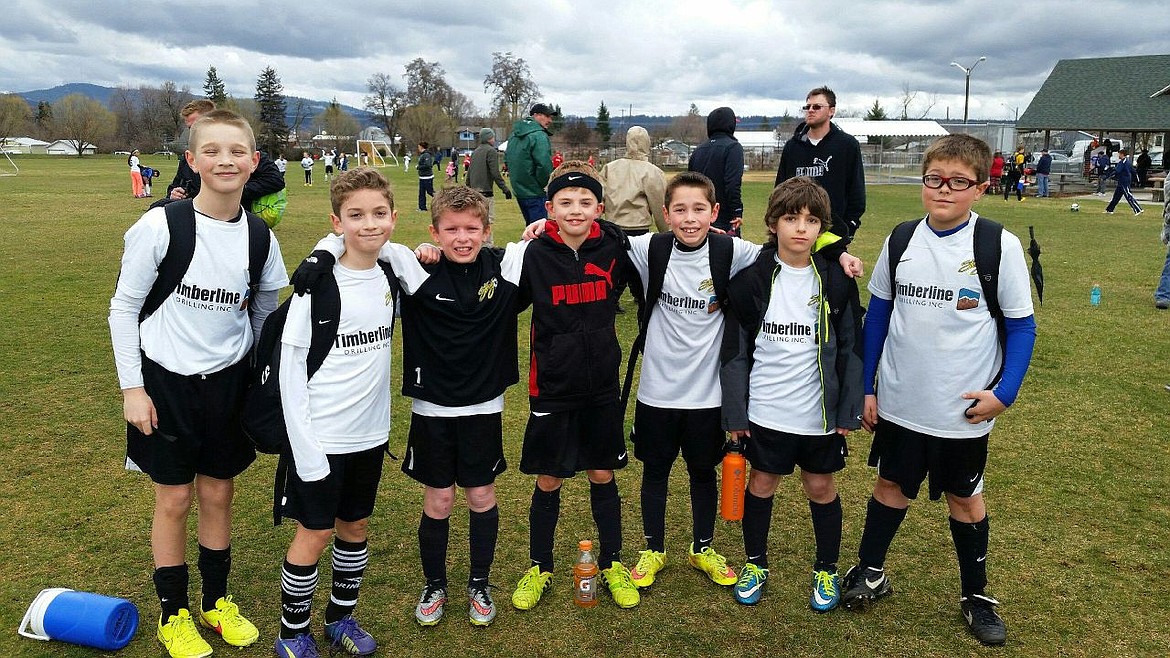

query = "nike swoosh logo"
(813, 589), (834, 606)
(419, 598), (446, 615)
(739, 581), (764, 597)
(567, 175), (582, 181)
(617, 452), (627, 460)
(976, 556), (986, 562)
(898, 257), (912, 263)
(493, 459), (502, 471)
(969, 473), (981, 482)
(317, 319), (332, 324)
(865, 577), (885, 589)
(964, 611), (974, 624)
(435, 294), (455, 302)
(532, 411), (550, 417)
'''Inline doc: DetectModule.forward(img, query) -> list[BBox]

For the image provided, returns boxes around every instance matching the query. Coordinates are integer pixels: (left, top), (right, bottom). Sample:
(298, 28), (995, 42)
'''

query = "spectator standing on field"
(1136, 149), (1151, 188)
(1155, 176), (1170, 310)
(689, 106), (744, 235)
(416, 142), (436, 212)
(1035, 149), (1052, 198)
(504, 103), (558, 224)
(466, 128), (512, 240)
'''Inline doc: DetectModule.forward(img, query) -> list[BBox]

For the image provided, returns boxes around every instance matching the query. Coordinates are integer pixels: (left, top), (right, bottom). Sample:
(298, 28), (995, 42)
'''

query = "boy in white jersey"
(841, 134), (1036, 646)
(110, 109), (288, 658)
(622, 172), (761, 590)
(721, 177), (863, 609)
(274, 168), (398, 658)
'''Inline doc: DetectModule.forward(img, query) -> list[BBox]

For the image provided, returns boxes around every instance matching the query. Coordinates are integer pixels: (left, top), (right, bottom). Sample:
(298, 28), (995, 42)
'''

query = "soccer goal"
(0, 150), (18, 176)
(356, 140), (399, 168)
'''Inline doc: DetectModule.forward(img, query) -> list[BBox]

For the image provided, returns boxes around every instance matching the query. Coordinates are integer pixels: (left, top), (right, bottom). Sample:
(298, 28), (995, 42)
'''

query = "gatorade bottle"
(1090, 283), (1101, 306)
(573, 540), (598, 608)
(720, 441), (746, 521)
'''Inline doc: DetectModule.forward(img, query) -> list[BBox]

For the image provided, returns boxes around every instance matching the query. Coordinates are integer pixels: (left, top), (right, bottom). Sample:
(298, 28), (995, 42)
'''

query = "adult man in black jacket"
(688, 107), (744, 235)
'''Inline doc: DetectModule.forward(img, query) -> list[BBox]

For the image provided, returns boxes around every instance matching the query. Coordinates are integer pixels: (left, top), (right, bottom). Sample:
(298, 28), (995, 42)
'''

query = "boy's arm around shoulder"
(242, 152), (286, 207)
(719, 269), (760, 433)
(831, 264), (865, 431)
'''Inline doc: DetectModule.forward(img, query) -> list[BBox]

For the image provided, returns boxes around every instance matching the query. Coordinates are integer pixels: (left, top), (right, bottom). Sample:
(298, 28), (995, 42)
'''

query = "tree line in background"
(1, 51), (924, 159)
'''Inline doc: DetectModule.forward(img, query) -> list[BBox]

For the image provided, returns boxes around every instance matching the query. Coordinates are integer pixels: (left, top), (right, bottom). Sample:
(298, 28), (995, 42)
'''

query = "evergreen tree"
(203, 67), (228, 104)
(254, 66), (288, 156)
(759, 116), (770, 131)
(595, 101), (612, 144)
(864, 98), (887, 121)
(550, 104), (564, 133)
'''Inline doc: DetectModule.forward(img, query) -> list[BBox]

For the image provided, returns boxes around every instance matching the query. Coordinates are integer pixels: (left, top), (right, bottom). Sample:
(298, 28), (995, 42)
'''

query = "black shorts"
(402, 412), (506, 488)
(283, 443), (387, 530)
(520, 402), (628, 478)
(745, 422), (847, 476)
(632, 403), (723, 471)
(126, 355), (255, 485)
(867, 419), (988, 501)
(325, 165), (334, 173)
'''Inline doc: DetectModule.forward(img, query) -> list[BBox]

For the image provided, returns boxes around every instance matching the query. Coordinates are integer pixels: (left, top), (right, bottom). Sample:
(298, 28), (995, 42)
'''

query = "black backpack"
(138, 199), (270, 322)
(242, 257), (399, 524)
(620, 233), (733, 410)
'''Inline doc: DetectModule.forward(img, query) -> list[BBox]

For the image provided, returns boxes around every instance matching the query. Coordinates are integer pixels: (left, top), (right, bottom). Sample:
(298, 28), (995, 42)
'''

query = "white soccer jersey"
(628, 235), (760, 408)
(747, 262), (826, 434)
(280, 262), (396, 480)
(110, 206), (288, 388)
(867, 214), (1034, 438)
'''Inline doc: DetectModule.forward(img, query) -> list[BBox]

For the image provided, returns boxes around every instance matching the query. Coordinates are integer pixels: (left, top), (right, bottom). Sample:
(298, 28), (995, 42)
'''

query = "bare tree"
(403, 58), (452, 107)
(483, 52), (540, 127)
(364, 73), (404, 141)
(398, 103), (456, 150)
(0, 94), (32, 142)
(316, 99), (360, 152)
(669, 103), (705, 144)
(443, 89), (477, 125)
(898, 82), (937, 120)
(54, 93), (115, 156)
(558, 119), (594, 148)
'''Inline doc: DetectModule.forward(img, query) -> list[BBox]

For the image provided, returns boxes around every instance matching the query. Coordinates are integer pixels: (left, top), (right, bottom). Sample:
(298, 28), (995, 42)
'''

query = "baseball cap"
(530, 103), (559, 117)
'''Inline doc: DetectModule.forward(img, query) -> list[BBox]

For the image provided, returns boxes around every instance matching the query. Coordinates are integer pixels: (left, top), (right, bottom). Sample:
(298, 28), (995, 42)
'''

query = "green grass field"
(0, 155), (1167, 657)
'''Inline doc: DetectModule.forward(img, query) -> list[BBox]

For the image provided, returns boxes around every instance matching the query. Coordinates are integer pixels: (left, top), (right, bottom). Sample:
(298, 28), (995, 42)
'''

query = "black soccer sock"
(809, 495), (843, 572)
(689, 470), (718, 553)
(857, 496), (908, 570)
(742, 491), (773, 570)
(280, 559), (318, 639)
(197, 545), (230, 612)
(950, 515), (990, 598)
(640, 464), (670, 553)
(590, 479), (623, 566)
(418, 514), (450, 589)
(529, 485), (560, 572)
(468, 506), (499, 585)
(153, 564), (190, 619)
(324, 538), (368, 624)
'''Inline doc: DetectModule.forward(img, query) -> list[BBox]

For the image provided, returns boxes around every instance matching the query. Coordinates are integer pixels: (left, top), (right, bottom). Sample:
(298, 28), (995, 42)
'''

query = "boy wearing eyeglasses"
(774, 87), (866, 241)
(841, 134), (1036, 647)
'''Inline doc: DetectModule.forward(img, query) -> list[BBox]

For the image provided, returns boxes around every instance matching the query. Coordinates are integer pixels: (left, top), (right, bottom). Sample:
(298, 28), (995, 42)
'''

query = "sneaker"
(734, 563), (769, 605)
(961, 594), (1007, 646)
(274, 633), (321, 658)
(511, 566), (552, 611)
(1136, 208), (1146, 216)
(468, 583), (497, 626)
(600, 562), (640, 608)
(629, 550), (666, 588)
(841, 565), (893, 610)
(198, 595), (259, 647)
(324, 615), (377, 655)
(414, 583), (447, 625)
(1104, 210), (1114, 214)
(687, 543), (737, 586)
(1157, 300), (1170, 309)
(157, 609), (212, 658)
(809, 569), (841, 612)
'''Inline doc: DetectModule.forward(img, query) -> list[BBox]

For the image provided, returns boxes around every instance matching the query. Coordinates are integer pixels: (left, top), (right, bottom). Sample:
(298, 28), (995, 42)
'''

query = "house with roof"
(45, 140), (96, 155)
(1017, 54), (1170, 154)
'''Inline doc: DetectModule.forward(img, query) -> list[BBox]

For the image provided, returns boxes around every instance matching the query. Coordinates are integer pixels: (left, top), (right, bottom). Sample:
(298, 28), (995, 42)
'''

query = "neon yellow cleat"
(198, 595), (259, 647)
(600, 562), (640, 608)
(688, 544), (737, 586)
(511, 566), (553, 611)
(158, 609), (212, 658)
(629, 550), (667, 588)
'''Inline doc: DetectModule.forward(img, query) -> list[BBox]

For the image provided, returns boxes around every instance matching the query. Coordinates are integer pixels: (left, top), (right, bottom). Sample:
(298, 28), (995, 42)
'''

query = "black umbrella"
(1027, 225), (1043, 305)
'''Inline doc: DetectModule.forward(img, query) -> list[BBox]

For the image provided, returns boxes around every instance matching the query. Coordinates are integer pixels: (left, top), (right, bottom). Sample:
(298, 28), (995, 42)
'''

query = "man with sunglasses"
(775, 87), (866, 242)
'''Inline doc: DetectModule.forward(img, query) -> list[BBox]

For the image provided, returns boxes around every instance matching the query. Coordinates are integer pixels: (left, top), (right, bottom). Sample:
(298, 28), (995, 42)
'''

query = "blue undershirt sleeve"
(992, 315), (1037, 407)
(862, 295), (893, 395)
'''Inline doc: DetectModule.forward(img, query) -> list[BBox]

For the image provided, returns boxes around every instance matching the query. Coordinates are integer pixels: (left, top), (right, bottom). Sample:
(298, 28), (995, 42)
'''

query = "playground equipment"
(355, 140), (399, 168)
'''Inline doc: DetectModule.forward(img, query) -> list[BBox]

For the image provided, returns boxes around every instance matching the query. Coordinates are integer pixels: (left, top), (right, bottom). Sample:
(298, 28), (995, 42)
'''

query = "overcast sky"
(3, 0), (1168, 122)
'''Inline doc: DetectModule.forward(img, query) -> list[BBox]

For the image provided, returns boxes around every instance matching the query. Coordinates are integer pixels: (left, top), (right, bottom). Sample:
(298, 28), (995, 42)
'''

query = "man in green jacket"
(505, 103), (557, 224)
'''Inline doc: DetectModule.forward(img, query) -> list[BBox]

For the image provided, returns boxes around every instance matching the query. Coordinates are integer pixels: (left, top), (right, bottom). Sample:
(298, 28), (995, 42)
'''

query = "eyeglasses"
(922, 174), (978, 191)
(801, 103), (830, 112)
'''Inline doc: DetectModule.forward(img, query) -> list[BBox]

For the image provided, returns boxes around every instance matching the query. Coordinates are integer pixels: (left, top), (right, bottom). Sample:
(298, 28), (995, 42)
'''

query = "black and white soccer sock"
(590, 479), (623, 566)
(529, 485), (560, 573)
(197, 545), (230, 612)
(742, 491), (773, 569)
(153, 563), (189, 619)
(468, 505), (499, 586)
(950, 515), (990, 597)
(280, 560), (318, 639)
(324, 538), (367, 624)
(857, 496), (908, 571)
(418, 514), (449, 589)
(689, 470), (717, 553)
(809, 495), (843, 573)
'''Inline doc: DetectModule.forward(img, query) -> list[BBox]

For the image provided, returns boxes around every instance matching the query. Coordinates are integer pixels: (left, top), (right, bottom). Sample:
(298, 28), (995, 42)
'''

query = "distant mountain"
(9, 83), (374, 128)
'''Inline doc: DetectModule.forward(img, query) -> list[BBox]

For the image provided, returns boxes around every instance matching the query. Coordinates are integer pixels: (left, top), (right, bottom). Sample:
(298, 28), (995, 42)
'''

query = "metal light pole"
(950, 56), (987, 124)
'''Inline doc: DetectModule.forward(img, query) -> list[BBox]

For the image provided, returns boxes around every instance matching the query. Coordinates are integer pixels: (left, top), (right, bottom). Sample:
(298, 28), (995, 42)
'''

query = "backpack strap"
(972, 218), (1006, 382)
(885, 218), (921, 298)
(708, 233), (734, 309)
(244, 210), (270, 312)
(620, 233), (674, 410)
(140, 200), (197, 322)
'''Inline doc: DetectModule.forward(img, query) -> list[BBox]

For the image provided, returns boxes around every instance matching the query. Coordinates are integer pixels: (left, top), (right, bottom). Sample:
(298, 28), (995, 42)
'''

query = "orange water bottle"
(720, 441), (746, 521)
(573, 540), (599, 608)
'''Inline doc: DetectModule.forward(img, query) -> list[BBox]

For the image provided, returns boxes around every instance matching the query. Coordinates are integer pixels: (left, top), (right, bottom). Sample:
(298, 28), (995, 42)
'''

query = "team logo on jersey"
(807, 293), (822, 308)
(478, 277), (498, 302)
(956, 287), (981, 310)
(385, 290), (394, 306)
(958, 259), (978, 276)
(698, 278), (715, 294)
